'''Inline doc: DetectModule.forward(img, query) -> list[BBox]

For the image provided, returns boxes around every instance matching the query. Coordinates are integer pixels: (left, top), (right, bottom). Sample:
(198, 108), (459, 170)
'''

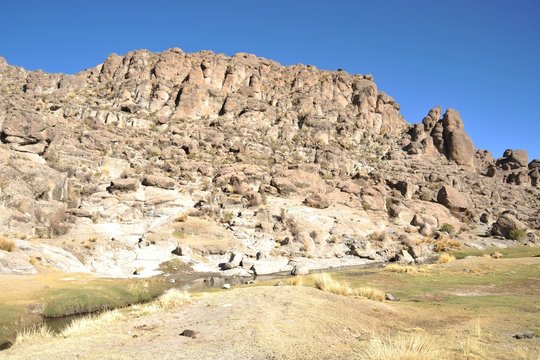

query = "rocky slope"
(0, 48), (539, 277)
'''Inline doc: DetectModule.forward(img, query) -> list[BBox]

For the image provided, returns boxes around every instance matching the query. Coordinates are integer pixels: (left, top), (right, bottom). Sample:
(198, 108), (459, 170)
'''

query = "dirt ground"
(1, 256), (539, 360)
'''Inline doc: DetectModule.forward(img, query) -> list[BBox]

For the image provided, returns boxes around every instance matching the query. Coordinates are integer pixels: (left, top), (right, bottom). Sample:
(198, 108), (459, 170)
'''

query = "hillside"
(0, 48), (539, 277)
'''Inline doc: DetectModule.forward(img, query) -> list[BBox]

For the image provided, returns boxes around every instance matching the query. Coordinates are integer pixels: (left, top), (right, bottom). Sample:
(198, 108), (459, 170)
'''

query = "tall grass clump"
(15, 325), (52, 344)
(312, 273), (353, 296)
(362, 333), (447, 360)
(0, 235), (16, 252)
(156, 288), (190, 309)
(385, 264), (426, 274)
(311, 274), (385, 301)
(60, 309), (122, 338)
(437, 253), (456, 264)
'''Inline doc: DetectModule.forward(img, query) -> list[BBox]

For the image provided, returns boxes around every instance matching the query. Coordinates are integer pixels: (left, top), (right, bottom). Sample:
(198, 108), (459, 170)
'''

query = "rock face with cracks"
(0, 48), (539, 277)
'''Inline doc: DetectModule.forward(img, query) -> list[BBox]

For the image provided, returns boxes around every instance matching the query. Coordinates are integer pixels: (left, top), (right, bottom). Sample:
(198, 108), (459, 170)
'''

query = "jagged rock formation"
(0, 48), (539, 277)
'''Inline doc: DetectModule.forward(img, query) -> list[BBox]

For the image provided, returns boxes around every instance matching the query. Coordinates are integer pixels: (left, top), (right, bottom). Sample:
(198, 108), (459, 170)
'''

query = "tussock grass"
(437, 253), (456, 264)
(355, 287), (385, 302)
(285, 276), (305, 286)
(313, 273), (353, 296)
(385, 264), (427, 274)
(361, 333), (447, 360)
(0, 235), (16, 252)
(156, 288), (190, 309)
(15, 325), (52, 344)
(133, 288), (191, 315)
(455, 320), (486, 359)
(312, 274), (385, 301)
(61, 309), (122, 338)
(414, 236), (461, 252)
(433, 238), (461, 252)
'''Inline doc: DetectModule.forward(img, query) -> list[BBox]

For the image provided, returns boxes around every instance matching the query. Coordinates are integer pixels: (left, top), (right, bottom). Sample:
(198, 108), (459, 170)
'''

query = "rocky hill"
(0, 48), (538, 277)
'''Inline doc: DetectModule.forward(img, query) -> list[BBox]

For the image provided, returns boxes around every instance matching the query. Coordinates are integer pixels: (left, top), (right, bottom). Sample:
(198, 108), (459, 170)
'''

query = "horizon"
(1, 0), (539, 160)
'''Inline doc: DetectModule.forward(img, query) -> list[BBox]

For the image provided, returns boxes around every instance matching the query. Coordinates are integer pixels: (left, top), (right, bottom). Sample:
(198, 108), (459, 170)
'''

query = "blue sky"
(1, 0), (539, 160)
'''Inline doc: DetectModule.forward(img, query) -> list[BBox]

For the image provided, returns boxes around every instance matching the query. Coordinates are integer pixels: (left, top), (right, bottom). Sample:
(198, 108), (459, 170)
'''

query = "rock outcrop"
(0, 48), (538, 277)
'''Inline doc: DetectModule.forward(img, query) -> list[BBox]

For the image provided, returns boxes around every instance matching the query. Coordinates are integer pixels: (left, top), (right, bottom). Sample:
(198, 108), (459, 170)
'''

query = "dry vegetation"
(437, 253), (456, 264)
(312, 273), (385, 301)
(414, 236), (462, 252)
(0, 235), (16, 252)
(385, 263), (428, 274)
(361, 333), (448, 360)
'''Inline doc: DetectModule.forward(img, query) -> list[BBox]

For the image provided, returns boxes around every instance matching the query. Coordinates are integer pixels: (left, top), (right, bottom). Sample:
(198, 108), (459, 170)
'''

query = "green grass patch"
(451, 245), (540, 259)
(0, 276), (168, 346)
(40, 279), (167, 318)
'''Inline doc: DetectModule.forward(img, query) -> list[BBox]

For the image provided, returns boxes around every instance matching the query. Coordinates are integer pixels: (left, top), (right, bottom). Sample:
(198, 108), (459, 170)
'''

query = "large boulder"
(503, 149), (528, 167)
(442, 109), (475, 168)
(491, 212), (527, 239)
(142, 175), (176, 190)
(437, 185), (469, 213)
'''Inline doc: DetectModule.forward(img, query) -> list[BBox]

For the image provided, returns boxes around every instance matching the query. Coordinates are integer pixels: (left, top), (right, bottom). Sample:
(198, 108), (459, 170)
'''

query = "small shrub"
(508, 229), (527, 241)
(0, 235), (16, 252)
(437, 253), (456, 264)
(439, 223), (456, 235)
(221, 211), (234, 223)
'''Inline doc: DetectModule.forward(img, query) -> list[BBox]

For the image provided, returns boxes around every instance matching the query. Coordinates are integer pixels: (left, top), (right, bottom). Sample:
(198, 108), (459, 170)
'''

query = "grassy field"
(1, 247), (539, 359)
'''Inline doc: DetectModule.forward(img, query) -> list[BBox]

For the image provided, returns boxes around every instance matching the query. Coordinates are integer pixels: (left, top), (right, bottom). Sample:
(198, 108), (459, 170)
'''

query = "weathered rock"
(304, 194), (330, 209)
(442, 109), (476, 168)
(491, 212), (527, 239)
(179, 329), (198, 338)
(142, 175), (176, 189)
(271, 170), (327, 196)
(108, 178), (140, 192)
(503, 149), (528, 167)
(437, 185), (469, 213)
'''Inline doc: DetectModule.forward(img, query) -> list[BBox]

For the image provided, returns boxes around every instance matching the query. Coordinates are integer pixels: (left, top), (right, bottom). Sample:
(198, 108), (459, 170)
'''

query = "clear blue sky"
(1, 0), (539, 160)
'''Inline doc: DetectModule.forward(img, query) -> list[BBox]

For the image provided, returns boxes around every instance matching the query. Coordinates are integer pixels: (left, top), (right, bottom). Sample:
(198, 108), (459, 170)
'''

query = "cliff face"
(0, 49), (538, 277)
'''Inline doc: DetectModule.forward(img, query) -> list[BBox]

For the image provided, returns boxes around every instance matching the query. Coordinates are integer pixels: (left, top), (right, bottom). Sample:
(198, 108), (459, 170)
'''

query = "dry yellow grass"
(61, 309), (122, 338)
(437, 253), (456, 264)
(433, 238), (461, 252)
(285, 276), (305, 286)
(15, 325), (52, 344)
(312, 274), (385, 301)
(156, 288), (190, 309)
(414, 236), (461, 252)
(0, 235), (16, 252)
(174, 211), (189, 222)
(312, 273), (353, 296)
(361, 333), (448, 360)
(355, 287), (385, 302)
(385, 264), (427, 274)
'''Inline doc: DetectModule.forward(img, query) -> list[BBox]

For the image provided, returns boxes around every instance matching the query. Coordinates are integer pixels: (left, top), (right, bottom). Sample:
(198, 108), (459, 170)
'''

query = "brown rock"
(304, 194), (331, 209)
(437, 185), (469, 213)
(142, 175), (176, 190)
(442, 109), (475, 168)
(270, 170), (327, 196)
(491, 212), (527, 239)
